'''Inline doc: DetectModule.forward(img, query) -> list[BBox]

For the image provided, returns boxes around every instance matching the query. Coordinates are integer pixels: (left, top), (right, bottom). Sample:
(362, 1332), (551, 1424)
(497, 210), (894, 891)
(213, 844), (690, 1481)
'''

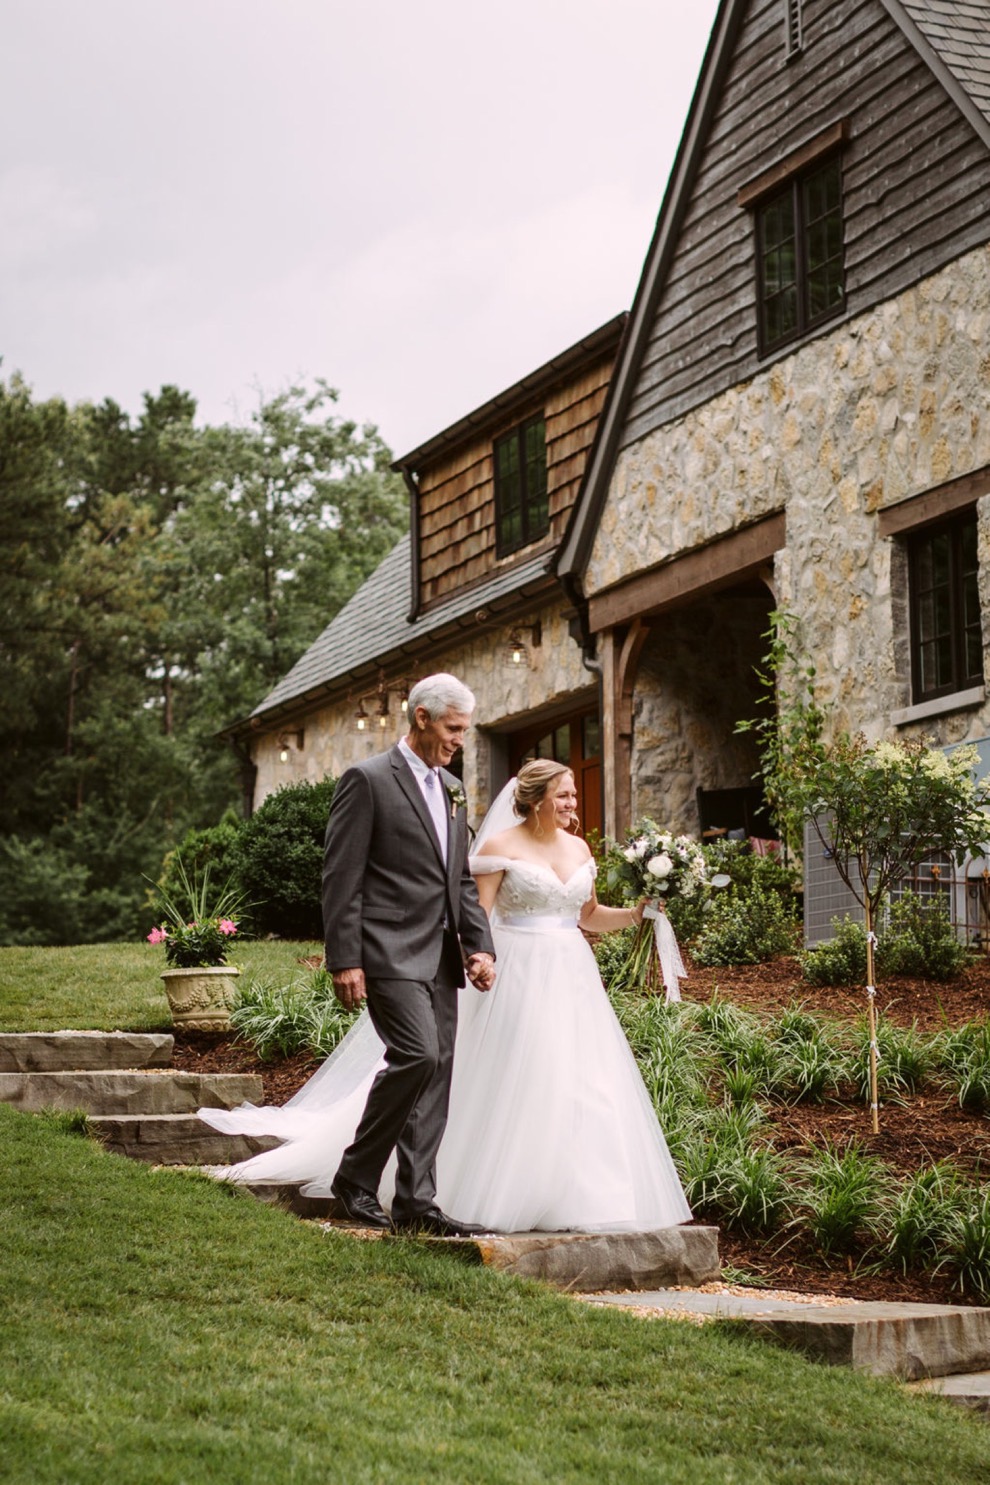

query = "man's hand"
(332, 966), (367, 1011)
(465, 952), (496, 992)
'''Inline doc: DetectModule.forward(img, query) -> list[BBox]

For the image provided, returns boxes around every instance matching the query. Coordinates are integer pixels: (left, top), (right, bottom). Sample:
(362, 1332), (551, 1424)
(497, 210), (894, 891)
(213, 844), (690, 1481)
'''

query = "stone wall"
(249, 598), (591, 829)
(632, 589), (773, 832)
(588, 243), (990, 760)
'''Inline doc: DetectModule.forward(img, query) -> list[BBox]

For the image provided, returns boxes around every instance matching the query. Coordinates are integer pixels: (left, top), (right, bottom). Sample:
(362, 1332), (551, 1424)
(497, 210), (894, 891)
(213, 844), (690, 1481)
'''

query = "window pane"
(553, 724), (571, 762)
(582, 714), (601, 758)
(523, 418), (549, 540)
(759, 186), (798, 347)
(911, 513), (982, 701)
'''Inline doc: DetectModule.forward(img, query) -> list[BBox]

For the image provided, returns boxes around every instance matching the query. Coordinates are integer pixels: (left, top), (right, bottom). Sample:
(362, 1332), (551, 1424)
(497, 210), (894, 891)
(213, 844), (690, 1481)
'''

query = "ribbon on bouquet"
(642, 899), (687, 1003)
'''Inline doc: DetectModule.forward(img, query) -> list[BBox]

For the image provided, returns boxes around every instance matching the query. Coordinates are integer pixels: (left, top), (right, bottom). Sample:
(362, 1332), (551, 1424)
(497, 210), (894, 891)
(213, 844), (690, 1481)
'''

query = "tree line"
(0, 373), (407, 945)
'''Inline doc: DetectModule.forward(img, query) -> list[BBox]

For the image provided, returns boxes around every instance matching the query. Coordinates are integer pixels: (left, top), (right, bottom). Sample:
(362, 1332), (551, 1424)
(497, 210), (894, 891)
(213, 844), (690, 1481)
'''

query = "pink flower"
(218, 919), (238, 936)
(147, 926), (168, 944)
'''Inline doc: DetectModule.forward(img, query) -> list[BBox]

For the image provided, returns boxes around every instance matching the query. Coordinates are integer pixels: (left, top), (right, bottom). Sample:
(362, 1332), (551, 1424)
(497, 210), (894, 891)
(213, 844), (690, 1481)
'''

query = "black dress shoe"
(330, 1176), (393, 1230)
(394, 1207), (491, 1238)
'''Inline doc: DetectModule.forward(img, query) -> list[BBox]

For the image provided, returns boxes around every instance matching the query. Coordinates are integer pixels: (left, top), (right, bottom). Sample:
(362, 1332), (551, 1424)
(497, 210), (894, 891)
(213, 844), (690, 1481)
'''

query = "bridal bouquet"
(616, 823), (710, 903)
(607, 821), (712, 1001)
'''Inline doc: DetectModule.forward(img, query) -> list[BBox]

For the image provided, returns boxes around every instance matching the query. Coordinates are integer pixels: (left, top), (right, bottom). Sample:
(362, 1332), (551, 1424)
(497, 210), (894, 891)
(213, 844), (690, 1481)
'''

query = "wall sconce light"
(399, 682), (409, 716)
(277, 730), (305, 763)
(378, 694), (390, 730)
(507, 621), (542, 668)
(354, 701), (369, 732)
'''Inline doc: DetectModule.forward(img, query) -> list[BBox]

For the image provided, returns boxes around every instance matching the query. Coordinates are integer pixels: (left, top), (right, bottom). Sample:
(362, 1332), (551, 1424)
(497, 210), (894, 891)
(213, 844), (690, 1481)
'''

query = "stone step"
(463, 1225), (721, 1291)
(585, 1289), (990, 1381)
(89, 1113), (280, 1165)
(0, 1031), (174, 1072)
(0, 1070), (263, 1115)
(240, 1181), (337, 1221)
(908, 1370), (990, 1413)
(221, 1185), (720, 1290)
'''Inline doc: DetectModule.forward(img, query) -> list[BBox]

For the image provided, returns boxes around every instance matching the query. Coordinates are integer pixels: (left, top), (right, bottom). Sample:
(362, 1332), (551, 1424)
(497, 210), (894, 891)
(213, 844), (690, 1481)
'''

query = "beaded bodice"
(470, 856), (596, 919)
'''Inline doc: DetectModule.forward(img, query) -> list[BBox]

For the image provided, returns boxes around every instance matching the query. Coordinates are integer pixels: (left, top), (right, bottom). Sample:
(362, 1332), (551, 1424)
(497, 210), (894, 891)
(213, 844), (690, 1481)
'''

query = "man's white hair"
(408, 673), (476, 721)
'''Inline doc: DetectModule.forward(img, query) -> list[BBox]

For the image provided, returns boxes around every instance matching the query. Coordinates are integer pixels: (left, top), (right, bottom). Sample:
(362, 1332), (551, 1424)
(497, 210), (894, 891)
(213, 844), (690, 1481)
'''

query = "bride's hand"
(466, 952), (496, 992)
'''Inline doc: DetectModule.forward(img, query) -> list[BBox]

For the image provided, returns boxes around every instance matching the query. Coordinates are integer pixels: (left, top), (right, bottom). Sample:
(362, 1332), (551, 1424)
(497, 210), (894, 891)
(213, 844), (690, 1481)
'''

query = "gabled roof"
(556, 0), (990, 586)
(392, 313), (627, 474)
(232, 533), (555, 732)
(891, 1), (990, 137)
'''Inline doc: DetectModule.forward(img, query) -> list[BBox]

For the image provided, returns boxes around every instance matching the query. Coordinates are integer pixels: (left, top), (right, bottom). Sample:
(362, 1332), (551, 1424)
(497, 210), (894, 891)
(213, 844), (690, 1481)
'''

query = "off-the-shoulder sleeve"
(469, 854), (512, 874)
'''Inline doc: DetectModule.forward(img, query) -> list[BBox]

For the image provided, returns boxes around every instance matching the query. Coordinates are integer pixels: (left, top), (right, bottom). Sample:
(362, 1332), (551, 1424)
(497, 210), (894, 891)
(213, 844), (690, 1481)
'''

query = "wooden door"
(509, 707), (602, 840)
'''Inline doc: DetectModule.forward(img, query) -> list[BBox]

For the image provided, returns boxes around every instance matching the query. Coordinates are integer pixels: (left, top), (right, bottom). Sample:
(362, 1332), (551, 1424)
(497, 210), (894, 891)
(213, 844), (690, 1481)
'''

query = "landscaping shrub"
(692, 884), (796, 966)
(231, 966), (354, 1060)
(593, 923), (638, 990)
(237, 776), (337, 939)
(881, 889), (968, 981)
(796, 1142), (888, 1256)
(800, 916), (868, 987)
(935, 1019), (990, 1112)
(154, 814), (245, 922)
(882, 1163), (967, 1276)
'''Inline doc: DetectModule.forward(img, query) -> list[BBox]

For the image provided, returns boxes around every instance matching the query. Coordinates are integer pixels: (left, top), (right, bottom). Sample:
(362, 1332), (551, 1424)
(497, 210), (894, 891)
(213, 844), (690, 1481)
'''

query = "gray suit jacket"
(322, 746), (494, 982)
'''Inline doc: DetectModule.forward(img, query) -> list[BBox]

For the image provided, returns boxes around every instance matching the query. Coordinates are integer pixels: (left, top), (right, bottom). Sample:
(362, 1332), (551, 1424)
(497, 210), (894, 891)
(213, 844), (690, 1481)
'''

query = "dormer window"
(494, 415), (548, 557)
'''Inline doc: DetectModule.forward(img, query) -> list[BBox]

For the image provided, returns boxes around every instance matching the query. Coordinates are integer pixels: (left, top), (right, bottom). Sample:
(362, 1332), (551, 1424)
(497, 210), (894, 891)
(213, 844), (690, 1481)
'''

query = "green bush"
(882, 889), (968, 981)
(593, 924), (638, 989)
(800, 916), (868, 987)
(692, 885), (797, 966)
(237, 776), (337, 939)
(154, 814), (245, 922)
(0, 836), (92, 947)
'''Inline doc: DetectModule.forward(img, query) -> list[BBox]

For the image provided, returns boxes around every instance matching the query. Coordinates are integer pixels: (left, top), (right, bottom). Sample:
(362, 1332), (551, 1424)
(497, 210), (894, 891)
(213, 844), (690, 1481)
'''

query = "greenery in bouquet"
(603, 820), (711, 995)
(605, 820), (710, 904)
(146, 857), (245, 969)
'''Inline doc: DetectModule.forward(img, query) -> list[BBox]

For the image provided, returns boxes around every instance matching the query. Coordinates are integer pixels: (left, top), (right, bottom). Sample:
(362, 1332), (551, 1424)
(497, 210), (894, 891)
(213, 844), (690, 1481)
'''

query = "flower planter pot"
(160, 966), (241, 1032)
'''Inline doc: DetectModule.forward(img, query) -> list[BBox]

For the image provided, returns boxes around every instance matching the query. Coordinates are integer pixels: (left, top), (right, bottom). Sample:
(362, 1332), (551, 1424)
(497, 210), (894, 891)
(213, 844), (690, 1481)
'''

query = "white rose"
(646, 852), (673, 879)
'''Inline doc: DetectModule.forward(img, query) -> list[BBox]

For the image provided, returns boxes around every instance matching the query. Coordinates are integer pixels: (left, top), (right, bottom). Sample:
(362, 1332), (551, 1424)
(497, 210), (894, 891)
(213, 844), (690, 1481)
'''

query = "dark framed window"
(494, 415), (548, 557)
(908, 511), (983, 703)
(757, 153), (844, 353)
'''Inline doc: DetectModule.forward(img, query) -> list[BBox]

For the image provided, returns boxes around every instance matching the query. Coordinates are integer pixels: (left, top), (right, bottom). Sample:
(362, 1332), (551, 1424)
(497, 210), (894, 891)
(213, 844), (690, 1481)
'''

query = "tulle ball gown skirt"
(435, 920), (691, 1233)
(200, 921), (691, 1234)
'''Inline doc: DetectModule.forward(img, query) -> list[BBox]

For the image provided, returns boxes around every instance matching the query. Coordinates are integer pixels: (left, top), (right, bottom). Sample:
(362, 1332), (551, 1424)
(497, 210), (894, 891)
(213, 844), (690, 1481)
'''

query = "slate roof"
(241, 533), (555, 727)
(893, 0), (990, 140)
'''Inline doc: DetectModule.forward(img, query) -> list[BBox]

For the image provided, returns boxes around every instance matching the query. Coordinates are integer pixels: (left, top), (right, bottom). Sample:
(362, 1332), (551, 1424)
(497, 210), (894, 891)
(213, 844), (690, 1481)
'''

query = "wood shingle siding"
(620, 0), (990, 452)
(415, 348), (615, 611)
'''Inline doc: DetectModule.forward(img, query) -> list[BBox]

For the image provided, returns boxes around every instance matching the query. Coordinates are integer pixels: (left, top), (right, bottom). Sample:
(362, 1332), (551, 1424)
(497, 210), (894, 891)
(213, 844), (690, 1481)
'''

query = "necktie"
(423, 770), (448, 864)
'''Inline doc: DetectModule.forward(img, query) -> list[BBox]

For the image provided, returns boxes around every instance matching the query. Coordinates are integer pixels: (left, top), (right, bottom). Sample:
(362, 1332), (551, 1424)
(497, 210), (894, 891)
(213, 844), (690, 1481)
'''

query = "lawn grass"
(0, 940), (323, 1032)
(2, 1104), (987, 1485)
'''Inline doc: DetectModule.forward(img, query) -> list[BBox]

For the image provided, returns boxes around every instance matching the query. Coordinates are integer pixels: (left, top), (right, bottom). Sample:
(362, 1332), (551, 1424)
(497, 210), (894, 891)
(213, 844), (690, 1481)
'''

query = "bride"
(200, 759), (691, 1233)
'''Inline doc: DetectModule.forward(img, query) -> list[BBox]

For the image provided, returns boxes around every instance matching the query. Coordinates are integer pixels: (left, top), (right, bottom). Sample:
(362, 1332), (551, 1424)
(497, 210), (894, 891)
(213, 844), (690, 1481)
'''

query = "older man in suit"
(322, 673), (496, 1236)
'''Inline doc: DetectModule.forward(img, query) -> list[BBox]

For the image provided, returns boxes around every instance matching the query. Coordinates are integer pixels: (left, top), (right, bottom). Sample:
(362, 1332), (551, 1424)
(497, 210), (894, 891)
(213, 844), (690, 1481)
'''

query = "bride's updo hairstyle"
(513, 759), (575, 829)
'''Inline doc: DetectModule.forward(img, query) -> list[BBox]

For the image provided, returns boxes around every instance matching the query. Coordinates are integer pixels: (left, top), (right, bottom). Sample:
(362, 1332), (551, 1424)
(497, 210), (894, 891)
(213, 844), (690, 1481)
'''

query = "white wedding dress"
(200, 855), (691, 1233)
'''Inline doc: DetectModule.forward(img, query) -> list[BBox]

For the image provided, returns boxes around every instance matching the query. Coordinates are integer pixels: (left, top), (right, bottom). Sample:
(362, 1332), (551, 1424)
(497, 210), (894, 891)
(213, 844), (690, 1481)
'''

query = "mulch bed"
(171, 951), (990, 1307)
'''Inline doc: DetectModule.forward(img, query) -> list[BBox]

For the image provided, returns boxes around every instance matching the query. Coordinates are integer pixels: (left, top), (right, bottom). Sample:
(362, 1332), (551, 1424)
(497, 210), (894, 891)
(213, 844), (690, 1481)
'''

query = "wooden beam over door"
(588, 512), (786, 633)
(601, 618), (651, 838)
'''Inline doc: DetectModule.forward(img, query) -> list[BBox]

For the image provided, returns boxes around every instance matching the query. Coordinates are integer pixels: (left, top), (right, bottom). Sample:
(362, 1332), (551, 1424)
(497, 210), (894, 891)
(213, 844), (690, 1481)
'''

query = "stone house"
(554, 0), (990, 937)
(225, 314), (627, 836)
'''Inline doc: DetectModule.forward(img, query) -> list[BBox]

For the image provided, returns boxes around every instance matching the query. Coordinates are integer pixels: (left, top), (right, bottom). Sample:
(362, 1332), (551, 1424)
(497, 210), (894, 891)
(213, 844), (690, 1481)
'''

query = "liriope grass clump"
(230, 966), (356, 1060)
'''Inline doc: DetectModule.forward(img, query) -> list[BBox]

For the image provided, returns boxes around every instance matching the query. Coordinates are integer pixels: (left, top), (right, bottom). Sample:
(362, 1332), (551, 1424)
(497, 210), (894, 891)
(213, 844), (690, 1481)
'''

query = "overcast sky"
(3, 1), (720, 459)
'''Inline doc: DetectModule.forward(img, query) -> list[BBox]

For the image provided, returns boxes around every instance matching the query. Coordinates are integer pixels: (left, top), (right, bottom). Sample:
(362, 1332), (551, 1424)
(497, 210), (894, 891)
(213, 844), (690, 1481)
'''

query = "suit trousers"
(335, 932), (462, 1218)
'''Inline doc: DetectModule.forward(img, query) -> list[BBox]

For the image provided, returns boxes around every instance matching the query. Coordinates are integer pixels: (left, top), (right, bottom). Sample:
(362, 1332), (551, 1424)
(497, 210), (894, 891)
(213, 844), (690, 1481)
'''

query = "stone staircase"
(0, 1030), (279, 1165)
(6, 1028), (990, 1413)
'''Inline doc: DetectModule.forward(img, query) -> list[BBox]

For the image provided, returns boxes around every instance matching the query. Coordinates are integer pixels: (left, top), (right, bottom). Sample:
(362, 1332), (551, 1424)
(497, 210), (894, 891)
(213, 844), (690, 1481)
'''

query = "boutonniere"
(445, 782), (467, 816)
